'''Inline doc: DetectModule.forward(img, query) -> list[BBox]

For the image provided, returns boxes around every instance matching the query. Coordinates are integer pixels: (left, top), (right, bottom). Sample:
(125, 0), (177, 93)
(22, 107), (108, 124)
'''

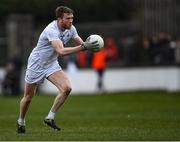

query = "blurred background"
(0, 0), (180, 95)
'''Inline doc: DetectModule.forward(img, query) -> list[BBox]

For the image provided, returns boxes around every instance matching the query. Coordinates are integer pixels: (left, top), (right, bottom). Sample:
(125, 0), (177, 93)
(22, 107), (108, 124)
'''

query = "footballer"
(17, 6), (100, 133)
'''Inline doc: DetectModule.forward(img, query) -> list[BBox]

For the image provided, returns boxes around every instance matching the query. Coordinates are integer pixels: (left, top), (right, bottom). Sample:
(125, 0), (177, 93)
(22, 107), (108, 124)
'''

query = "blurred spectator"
(133, 36), (150, 65)
(148, 34), (160, 65)
(118, 36), (130, 65)
(2, 52), (23, 95)
(91, 37), (120, 91)
(105, 37), (119, 62)
(92, 48), (107, 92)
(76, 51), (88, 68)
(157, 32), (174, 64)
(174, 37), (180, 64)
(2, 62), (19, 95)
(142, 37), (150, 65)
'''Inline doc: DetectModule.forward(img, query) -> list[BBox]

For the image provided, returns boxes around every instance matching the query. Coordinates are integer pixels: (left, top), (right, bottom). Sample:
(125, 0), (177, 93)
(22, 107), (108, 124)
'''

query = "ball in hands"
(88, 34), (104, 51)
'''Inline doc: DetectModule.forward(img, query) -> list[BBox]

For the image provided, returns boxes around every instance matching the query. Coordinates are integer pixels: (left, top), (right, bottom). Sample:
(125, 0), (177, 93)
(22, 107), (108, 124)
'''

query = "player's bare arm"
(51, 40), (83, 57)
(51, 35), (102, 57)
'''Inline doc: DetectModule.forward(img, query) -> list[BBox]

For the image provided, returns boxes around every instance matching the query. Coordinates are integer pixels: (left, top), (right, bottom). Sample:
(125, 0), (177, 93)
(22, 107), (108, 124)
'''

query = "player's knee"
(62, 85), (72, 95)
(65, 85), (72, 94)
(23, 95), (33, 104)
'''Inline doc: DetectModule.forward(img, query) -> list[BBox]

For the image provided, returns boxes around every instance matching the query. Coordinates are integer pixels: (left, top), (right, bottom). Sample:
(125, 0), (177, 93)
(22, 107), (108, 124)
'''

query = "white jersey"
(27, 20), (78, 70)
(28, 20), (79, 70)
(25, 20), (79, 84)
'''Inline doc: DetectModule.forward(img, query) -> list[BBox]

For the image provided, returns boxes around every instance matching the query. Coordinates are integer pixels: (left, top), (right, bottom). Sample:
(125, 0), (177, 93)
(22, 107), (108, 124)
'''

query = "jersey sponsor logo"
(59, 31), (71, 44)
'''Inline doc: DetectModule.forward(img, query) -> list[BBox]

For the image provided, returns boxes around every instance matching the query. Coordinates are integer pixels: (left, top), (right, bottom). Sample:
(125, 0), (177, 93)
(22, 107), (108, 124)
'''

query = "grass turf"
(0, 91), (180, 141)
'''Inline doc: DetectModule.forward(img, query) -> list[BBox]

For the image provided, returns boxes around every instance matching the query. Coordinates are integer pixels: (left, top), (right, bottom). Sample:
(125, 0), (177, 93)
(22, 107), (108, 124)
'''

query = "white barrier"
(0, 67), (180, 94)
(40, 67), (180, 94)
(0, 69), (5, 93)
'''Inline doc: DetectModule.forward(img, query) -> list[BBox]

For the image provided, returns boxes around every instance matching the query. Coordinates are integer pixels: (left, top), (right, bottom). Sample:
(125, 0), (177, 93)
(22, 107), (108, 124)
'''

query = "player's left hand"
(81, 39), (99, 52)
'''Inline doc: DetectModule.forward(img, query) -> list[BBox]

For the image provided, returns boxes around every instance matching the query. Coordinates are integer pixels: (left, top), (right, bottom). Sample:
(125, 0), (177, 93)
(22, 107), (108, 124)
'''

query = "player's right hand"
(81, 39), (99, 52)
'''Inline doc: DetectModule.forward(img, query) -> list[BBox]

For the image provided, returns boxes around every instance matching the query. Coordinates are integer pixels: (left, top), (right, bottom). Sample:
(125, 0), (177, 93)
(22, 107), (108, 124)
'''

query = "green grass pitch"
(0, 91), (180, 141)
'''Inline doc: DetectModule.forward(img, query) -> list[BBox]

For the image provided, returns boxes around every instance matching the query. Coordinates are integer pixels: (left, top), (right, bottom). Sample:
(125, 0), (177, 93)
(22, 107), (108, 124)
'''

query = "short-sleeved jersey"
(28, 20), (79, 70)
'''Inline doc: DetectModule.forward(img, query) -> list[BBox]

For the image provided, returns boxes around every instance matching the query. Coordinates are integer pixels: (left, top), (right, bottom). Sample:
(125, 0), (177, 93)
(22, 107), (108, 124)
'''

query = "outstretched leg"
(17, 82), (37, 133)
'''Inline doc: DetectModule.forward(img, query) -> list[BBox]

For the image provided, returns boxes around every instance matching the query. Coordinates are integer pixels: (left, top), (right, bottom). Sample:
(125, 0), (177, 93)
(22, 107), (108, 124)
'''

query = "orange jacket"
(92, 49), (106, 70)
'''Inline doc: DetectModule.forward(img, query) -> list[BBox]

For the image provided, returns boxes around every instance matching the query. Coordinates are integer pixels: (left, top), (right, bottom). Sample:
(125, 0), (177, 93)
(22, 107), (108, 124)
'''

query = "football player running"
(17, 6), (99, 133)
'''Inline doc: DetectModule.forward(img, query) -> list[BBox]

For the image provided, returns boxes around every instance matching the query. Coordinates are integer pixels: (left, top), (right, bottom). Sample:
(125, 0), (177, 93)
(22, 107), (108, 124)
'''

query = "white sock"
(46, 111), (55, 119)
(18, 118), (25, 126)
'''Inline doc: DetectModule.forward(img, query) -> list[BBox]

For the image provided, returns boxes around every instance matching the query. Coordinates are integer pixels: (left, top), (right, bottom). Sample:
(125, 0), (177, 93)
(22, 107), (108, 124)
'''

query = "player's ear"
(57, 17), (61, 21)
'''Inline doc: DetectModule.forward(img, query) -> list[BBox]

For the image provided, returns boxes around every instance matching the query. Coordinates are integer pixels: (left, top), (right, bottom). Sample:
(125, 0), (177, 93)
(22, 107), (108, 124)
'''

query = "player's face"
(60, 13), (73, 30)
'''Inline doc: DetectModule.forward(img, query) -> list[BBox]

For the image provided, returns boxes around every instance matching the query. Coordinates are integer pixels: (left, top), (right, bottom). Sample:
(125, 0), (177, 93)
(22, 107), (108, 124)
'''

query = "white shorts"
(25, 59), (62, 84)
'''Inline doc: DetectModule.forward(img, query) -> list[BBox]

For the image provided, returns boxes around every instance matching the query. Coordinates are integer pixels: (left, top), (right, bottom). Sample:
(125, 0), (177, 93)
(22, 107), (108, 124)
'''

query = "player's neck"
(59, 25), (65, 32)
